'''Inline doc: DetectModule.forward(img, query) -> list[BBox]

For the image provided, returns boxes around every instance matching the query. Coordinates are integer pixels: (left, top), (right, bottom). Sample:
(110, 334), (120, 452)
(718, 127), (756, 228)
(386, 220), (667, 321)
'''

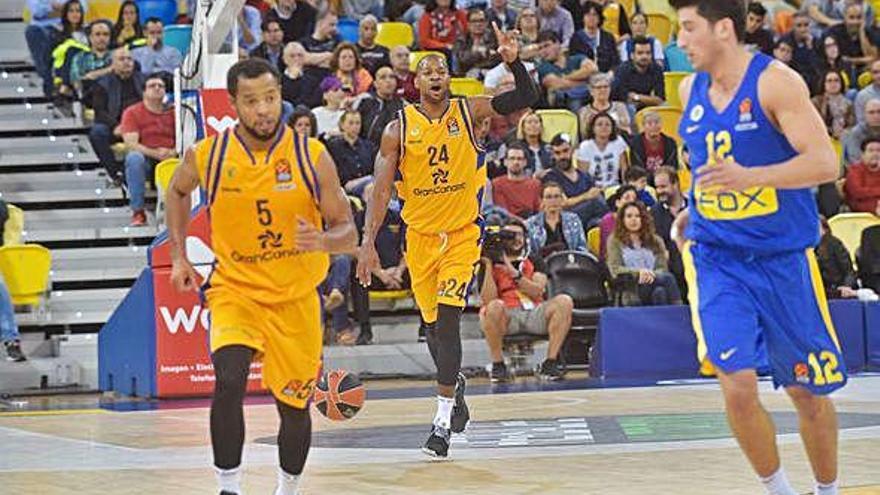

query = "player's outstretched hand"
(696, 153), (757, 192)
(295, 217), (326, 252)
(493, 22), (520, 64)
(356, 242), (380, 287)
(170, 258), (202, 293)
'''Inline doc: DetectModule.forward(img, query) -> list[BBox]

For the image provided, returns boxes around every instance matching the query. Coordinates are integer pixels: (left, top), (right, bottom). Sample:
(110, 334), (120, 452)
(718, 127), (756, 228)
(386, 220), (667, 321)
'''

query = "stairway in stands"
(0, 17), (154, 389)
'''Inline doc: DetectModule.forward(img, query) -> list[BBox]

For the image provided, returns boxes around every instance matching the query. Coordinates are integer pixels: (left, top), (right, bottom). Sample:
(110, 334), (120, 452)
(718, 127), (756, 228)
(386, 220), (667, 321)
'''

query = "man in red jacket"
(492, 143), (542, 219)
(844, 135), (880, 214)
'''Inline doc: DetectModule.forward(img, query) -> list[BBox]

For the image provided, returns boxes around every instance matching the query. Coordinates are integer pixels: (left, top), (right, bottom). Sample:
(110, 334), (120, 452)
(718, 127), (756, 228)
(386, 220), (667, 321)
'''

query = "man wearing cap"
(313, 75), (349, 138)
(541, 132), (607, 228)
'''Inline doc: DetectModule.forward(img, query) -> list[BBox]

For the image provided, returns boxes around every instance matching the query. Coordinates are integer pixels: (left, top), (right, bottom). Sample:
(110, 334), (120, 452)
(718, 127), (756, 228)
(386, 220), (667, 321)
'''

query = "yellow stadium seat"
(587, 227), (601, 257)
(645, 12), (673, 45)
(603, 4), (621, 37)
(831, 138), (844, 171)
(86, 0), (122, 22)
(369, 289), (413, 300)
(535, 109), (579, 144)
(677, 166), (691, 195)
(154, 158), (180, 225)
(376, 22), (415, 49)
(0, 244), (52, 308)
(663, 71), (689, 109)
(3, 204), (24, 246)
(618, 0), (635, 16)
(409, 50), (446, 72)
(827, 213), (880, 264)
(450, 77), (485, 96)
(858, 71), (872, 89)
(635, 106), (683, 144)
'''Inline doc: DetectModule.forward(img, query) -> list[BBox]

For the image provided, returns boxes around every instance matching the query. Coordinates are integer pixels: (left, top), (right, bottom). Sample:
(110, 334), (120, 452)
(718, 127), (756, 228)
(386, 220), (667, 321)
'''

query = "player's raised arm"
(356, 119), (401, 286)
(697, 64), (839, 191)
(468, 22), (541, 122)
(166, 147), (202, 292)
(296, 149), (358, 255)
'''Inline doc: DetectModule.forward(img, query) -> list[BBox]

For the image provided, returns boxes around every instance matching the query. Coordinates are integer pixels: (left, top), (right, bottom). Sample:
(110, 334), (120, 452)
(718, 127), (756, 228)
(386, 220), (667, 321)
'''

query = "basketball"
(312, 369), (366, 421)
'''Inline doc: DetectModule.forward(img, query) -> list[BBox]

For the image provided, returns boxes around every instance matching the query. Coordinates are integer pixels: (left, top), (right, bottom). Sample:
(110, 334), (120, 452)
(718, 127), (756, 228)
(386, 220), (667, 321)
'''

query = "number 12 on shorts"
(805, 351), (844, 386)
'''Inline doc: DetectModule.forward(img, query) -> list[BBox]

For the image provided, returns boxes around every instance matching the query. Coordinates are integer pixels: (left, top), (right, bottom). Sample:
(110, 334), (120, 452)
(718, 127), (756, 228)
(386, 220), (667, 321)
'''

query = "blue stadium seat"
(136, 0), (178, 26)
(163, 24), (192, 58)
(337, 17), (359, 44)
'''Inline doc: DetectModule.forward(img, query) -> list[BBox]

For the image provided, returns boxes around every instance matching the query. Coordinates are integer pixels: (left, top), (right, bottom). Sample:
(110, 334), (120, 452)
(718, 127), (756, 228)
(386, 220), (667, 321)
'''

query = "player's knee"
(720, 373), (761, 414)
(211, 346), (253, 399)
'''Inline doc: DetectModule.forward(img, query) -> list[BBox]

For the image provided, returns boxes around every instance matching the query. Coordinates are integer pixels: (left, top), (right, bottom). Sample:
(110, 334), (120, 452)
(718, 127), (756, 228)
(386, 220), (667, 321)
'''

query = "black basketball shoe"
(450, 372), (470, 433)
(421, 424), (451, 458)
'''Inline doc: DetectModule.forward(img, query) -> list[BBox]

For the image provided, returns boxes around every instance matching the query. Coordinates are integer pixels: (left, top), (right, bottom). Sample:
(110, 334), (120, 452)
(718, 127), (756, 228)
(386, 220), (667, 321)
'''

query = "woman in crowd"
(576, 112), (630, 189)
(331, 42), (374, 97)
(112, 0), (143, 47)
(618, 12), (665, 67)
(812, 69), (855, 141)
(597, 184), (636, 260)
(288, 106), (318, 137)
(578, 73), (631, 139)
(417, 0), (467, 57)
(326, 110), (375, 201)
(516, 7), (541, 61)
(525, 182), (588, 258)
(568, 1), (619, 72)
(52, 0), (88, 46)
(817, 34), (855, 92)
(510, 110), (553, 176)
(606, 201), (681, 306)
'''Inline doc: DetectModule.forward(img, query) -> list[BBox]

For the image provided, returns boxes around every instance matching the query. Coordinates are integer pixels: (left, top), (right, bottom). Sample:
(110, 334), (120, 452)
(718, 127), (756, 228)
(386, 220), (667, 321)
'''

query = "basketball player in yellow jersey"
(356, 23), (540, 458)
(165, 59), (357, 495)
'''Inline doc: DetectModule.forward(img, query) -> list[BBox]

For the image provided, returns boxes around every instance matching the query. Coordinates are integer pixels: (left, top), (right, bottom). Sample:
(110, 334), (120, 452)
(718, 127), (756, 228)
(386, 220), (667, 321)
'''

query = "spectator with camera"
(479, 219), (573, 382)
(606, 201), (681, 306)
(526, 182), (588, 258)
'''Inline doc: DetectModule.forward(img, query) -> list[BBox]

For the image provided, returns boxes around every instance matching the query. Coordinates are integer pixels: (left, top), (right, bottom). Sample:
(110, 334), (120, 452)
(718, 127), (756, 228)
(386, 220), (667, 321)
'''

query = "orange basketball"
(312, 369), (365, 421)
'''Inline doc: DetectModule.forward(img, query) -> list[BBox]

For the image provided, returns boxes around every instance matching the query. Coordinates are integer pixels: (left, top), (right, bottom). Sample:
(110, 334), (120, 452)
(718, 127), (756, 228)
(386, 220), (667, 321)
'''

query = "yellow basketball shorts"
(207, 287), (322, 408)
(405, 223), (481, 323)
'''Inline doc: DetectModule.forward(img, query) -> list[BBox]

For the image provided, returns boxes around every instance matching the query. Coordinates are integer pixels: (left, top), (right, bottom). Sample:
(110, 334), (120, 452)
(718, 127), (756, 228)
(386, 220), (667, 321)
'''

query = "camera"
(483, 225), (519, 264)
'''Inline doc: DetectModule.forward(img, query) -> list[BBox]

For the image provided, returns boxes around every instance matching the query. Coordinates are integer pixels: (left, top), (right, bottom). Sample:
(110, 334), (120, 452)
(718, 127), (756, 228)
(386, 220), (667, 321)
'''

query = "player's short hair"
(747, 2), (766, 18)
(860, 135), (880, 151)
(227, 58), (281, 97)
(654, 166), (679, 185)
(668, 0), (746, 42)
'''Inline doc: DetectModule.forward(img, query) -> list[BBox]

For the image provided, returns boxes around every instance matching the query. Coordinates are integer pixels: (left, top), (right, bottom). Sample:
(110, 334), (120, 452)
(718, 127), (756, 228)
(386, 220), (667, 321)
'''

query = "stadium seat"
(376, 22), (415, 49)
(602, 4), (621, 37)
(86, 0), (121, 22)
(663, 71), (689, 109)
(154, 158), (180, 225)
(587, 227), (601, 257)
(618, 0), (635, 17)
(645, 13), (673, 45)
(409, 50), (445, 72)
(0, 244), (52, 308)
(337, 17), (360, 43)
(164, 24), (193, 58)
(858, 71), (872, 89)
(677, 167), (691, 195)
(535, 109), (578, 143)
(3, 203), (24, 246)
(136, 0), (178, 25)
(450, 77), (484, 96)
(635, 106), (683, 144)
(828, 213), (880, 264)
(545, 250), (610, 309)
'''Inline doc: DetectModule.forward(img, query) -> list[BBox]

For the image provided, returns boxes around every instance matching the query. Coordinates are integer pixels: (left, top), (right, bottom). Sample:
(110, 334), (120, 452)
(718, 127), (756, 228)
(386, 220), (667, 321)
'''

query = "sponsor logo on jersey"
(689, 104), (704, 122)
(258, 229), (284, 249)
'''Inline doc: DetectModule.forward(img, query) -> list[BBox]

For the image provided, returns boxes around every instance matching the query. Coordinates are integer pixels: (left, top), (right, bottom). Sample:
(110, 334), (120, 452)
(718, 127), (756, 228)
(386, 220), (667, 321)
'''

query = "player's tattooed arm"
(166, 147), (202, 292)
(356, 119), (401, 286)
(298, 150), (358, 254)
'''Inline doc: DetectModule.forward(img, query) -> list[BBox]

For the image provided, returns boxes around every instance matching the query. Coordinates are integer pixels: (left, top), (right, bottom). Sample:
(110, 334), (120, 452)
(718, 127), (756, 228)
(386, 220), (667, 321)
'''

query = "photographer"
(478, 219), (573, 383)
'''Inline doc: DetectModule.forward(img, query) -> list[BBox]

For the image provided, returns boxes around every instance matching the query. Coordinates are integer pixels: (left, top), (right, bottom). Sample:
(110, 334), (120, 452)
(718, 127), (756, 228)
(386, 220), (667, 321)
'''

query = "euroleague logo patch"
(447, 116), (461, 137)
(794, 362), (810, 384)
(274, 158), (295, 191)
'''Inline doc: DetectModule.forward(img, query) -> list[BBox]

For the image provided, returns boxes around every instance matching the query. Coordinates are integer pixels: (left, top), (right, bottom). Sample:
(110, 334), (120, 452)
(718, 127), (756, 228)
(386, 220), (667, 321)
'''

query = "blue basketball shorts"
(682, 241), (847, 395)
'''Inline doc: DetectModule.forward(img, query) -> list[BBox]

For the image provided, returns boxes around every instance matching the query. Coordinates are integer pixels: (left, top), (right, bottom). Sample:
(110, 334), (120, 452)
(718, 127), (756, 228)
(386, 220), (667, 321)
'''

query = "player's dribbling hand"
(170, 259), (202, 293)
(493, 22), (520, 64)
(295, 217), (326, 252)
(356, 242), (380, 287)
(696, 153), (758, 192)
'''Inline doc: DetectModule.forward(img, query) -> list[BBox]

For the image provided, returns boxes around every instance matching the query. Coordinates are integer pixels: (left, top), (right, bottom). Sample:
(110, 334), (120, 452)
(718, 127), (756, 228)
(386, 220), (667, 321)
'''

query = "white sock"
(815, 480), (839, 495)
(433, 395), (455, 429)
(215, 466), (242, 494)
(760, 467), (798, 495)
(273, 468), (301, 495)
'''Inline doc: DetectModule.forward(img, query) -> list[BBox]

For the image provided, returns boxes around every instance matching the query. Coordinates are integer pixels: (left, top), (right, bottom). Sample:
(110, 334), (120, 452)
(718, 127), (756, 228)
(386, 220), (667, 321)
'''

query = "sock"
(760, 467), (797, 495)
(433, 395), (455, 429)
(815, 480), (838, 495)
(215, 465), (242, 494)
(274, 468), (301, 495)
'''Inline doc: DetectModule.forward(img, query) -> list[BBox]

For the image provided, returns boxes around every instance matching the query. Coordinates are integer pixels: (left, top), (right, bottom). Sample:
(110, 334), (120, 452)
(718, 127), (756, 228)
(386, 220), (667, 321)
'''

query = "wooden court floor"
(1, 375), (879, 495)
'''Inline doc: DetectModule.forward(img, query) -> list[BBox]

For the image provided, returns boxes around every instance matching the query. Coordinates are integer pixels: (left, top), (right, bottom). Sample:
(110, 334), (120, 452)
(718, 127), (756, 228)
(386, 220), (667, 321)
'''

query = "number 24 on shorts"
(438, 278), (468, 301)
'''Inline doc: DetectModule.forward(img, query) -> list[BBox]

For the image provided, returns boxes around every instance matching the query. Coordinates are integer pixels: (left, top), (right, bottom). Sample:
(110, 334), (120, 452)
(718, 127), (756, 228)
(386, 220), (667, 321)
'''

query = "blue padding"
(163, 24), (192, 58)
(337, 17), (359, 43)
(98, 269), (157, 397)
(136, 0), (178, 25)
(867, 302), (880, 371)
(828, 299), (865, 373)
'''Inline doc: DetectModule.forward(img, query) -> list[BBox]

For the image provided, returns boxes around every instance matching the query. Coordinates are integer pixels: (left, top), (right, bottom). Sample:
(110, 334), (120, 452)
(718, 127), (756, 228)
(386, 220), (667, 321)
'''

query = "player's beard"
(240, 117), (282, 141)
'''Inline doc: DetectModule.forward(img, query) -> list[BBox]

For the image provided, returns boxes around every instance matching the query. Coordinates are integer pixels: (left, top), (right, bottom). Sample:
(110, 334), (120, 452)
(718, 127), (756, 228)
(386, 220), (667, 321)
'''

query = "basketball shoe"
(421, 424), (451, 458)
(450, 372), (470, 433)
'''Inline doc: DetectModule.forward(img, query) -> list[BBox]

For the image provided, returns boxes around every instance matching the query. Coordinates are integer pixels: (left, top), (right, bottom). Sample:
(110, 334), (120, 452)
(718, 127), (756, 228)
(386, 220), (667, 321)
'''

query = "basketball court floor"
(1, 374), (879, 494)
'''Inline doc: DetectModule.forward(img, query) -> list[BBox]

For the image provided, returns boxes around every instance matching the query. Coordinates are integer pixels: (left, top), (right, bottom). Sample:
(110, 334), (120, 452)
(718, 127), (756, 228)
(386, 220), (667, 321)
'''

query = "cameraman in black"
(478, 218), (573, 383)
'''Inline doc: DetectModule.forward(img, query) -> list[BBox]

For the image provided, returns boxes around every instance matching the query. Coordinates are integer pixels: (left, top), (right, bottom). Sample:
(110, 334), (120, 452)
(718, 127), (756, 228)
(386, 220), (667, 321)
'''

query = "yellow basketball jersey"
(193, 126), (330, 303)
(398, 97), (486, 234)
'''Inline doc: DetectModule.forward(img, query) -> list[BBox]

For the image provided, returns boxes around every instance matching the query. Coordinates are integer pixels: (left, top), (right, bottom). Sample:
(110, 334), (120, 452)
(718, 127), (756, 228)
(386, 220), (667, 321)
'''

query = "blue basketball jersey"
(679, 53), (819, 254)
